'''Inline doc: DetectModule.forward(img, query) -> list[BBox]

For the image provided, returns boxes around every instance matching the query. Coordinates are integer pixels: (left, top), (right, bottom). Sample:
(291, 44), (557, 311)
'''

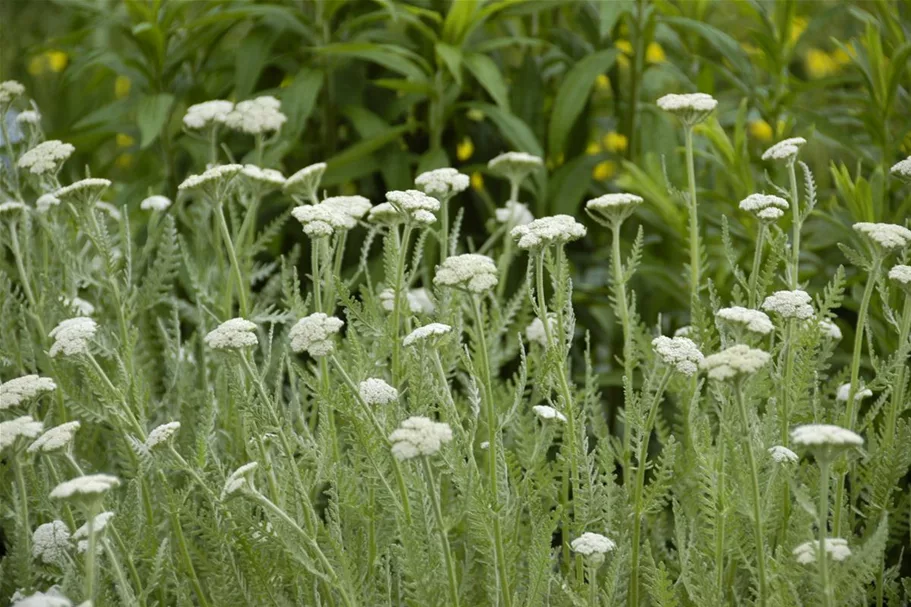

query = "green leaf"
(441, 0), (479, 45)
(235, 31), (276, 99)
(663, 17), (753, 81)
(317, 43), (428, 81)
(546, 155), (592, 216)
(464, 101), (542, 157)
(435, 42), (462, 85)
(137, 93), (174, 149)
(463, 53), (509, 109)
(547, 49), (618, 160)
(281, 69), (323, 138)
(598, 0), (632, 39)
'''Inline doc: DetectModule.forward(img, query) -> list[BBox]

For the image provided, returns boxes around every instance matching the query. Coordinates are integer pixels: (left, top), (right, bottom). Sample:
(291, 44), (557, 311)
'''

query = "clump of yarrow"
(380, 288), (434, 314)
(289, 313), (344, 357)
(836, 383), (872, 403)
(17, 140), (75, 175)
(853, 222), (911, 252)
(183, 100), (234, 129)
(716, 306), (774, 336)
(48, 317), (97, 357)
(652, 335), (704, 376)
(586, 192), (643, 225)
(570, 532), (616, 564)
(415, 168), (469, 199)
(145, 421), (181, 450)
(359, 379), (398, 406)
(434, 254), (498, 293)
(385, 189), (440, 225)
(292, 204), (355, 237)
(32, 521), (72, 566)
(1, 374), (56, 409)
(28, 421), (81, 454)
(0, 416), (44, 452)
(761, 290), (814, 320)
(511, 215), (586, 250)
(762, 137), (807, 163)
(403, 323), (452, 347)
(656, 92), (718, 126)
(204, 318), (258, 350)
(739, 193), (789, 222)
(488, 152), (543, 187)
(701, 345), (770, 381)
(768, 445), (798, 464)
(223, 96), (286, 135)
(532, 405), (566, 423)
(495, 200), (534, 225)
(389, 416), (453, 460)
(793, 538), (851, 564)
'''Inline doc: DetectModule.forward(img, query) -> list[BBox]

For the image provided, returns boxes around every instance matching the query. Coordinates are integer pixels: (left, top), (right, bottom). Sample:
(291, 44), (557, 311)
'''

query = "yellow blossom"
(602, 131), (628, 154)
(615, 39), (633, 68)
(46, 51), (68, 73)
(805, 48), (837, 79)
(646, 42), (665, 64)
(114, 76), (131, 99)
(470, 172), (484, 191)
(592, 160), (617, 181)
(457, 137), (474, 161)
(467, 108), (486, 121)
(116, 133), (135, 148)
(586, 141), (602, 156)
(831, 47), (853, 67)
(595, 74), (611, 92)
(790, 16), (808, 45)
(115, 154), (133, 170)
(748, 120), (773, 143)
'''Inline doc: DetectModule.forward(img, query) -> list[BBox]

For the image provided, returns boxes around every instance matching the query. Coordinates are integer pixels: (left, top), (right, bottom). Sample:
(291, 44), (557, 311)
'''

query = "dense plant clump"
(2, 72), (911, 607)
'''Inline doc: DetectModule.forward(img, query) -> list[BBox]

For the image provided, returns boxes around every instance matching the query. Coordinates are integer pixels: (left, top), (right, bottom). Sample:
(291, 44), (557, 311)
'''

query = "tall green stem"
(748, 223), (767, 308)
(787, 162), (801, 289)
(684, 126), (700, 307)
(884, 295), (911, 451)
(12, 459), (31, 585)
(391, 225), (413, 383)
(818, 458), (833, 607)
(612, 220), (635, 489)
(84, 502), (99, 603)
(215, 202), (249, 316)
(421, 457), (460, 607)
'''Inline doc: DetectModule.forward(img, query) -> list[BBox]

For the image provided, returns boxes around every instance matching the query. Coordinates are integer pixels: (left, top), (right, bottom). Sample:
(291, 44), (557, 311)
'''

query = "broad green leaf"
(547, 49), (618, 160)
(325, 125), (410, 173)
(137, 93), (174, 149)
(441, 0), (479, 45)
(235, 32), (275, 99)
(464, 53), (509, 109)
(664, 17), (753, 81)
(317, 43), (428, 81)
(417, 148), (450, 174)
(435, 42), (463, 85)
(373, 79), (435, 95)
(281, 69), (324, 138)
(464, 102), (543, 157)
(599, 0), (632, 39)
(547, 156), (593, 216)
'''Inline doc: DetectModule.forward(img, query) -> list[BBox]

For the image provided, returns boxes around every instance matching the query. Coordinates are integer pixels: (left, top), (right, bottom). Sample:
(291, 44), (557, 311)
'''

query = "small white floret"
(700, 345), (770, 381)
(183, 100), (234, 129)
(853, 222), (911, 251)
(761, 290), (814, 320)
(359, 378), (398, 406)
(716, 306), (774, 335)
(204, 318), (258, 350)
(322, 195), (372, 220)
(793, 538), (851, 564)
(140, 195), (172, 212)
(652, 336), (704, 376)
(48, 317), (97, 358)
(32, 521), (71, 566)
(289, 313), (344, 357)
(292, 204), (356, 237)
(0, 416), (44, 452)
(17, 141), (75, 175)
(145, 421), (181, 449)
(1, 374), (57, 409)
(224, 96), (286, 135)
(495, 200), (534, 225)
(433, 254), (498, 293)
(178, 164), (242, 191)
(403, 323), (452, 347)
(50, 474), (120, 500)
(570, 532), (616, 563)
(415, 168), (469, 199)
(54, 178), (111, 204)
(768, 445), (798, 464)
(891, 156), (911, 183)
(532, 405), (566, 422)
(525, 316), (556, 347)
(762, 137), (807, 163)
(790, 424), (863, 448)
(223, 462), (258, 497)
(28, 421), (80, 454)
(37, 193), (60, 213)
(284, 162), (327, 198)
(511, 215), (586, 250)
(488, 152), (544, 184)
(835, 383), (873, 403)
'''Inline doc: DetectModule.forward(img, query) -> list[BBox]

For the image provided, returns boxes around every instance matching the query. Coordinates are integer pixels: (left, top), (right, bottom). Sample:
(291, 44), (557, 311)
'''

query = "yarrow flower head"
(74, 511), (115, 542)
(790, 424), (863, 450)
(36, 193), (60, 213)
(0, 80), (26, 105)
(17, 140), (75, 175)
(511, 215), (587, 250)
(1, 374), (56, 409)
(570, 532), (616, 564)
(359, 378), (398, 406)
(768, 445), (798, 464)
(656, 93), (717, 126)
(389, 416), (453, 461)
(183, 100), (234, 130)
(652, 336), (704, 376)
(890, 156), (911, 184)
(50, 474), (120, 500)
(367, 202), (403, 225)
(241, 164), (286, 189)
(28, 421), (80, 454)
(16, 110), (41, 126)
(223, 462), (258, 497)
(585, 192), (643, 225)
(716, 306), (774, 336)
(32, 520), (71, 566)
(433, 254), (498, 293)
(55, 178), (111, 207)
(140, 195), (172, 212)
(178, 164), (242, 194)
(762, 137), (807, 164)
(386, 189), (440, 225)
(761, 290), (814, 320)
(0, 416), (44, 453)
(819, 318), (842, 341)
(415, 168), (469, 199)
(835, 383), (873, 403)
(224, 96), (286, 135)
(853, 222), (911, 251)
(532, 405), (566, 422)
(888, 264), (911, 290)
(289, 313), (344, 357)
(11, 590), (72, 607)
(701, 344), (770, 381)
(284, 162), (327, 201)
(380, 288), (435, 314)
(145, 421), (181, 450)
(793, 538), (851, 564)
(525, 316), (556, 347)
(739, 193), (789, 222)
(487, 151), (544, 187)
(495, 200), (534, 226)
(403, 323), (452, 347)
(62, 296), (94, 316)
(48, 317), (97, 357)
(0, 201), (27, 217)
(292, 204), (356, 238)
(322, 195), (372, 220)
(204, 318), (258, 350)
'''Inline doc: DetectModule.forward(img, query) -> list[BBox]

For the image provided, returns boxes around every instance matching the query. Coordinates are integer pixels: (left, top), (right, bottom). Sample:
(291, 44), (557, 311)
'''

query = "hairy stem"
(421, 456), (460, 607)
(787, 161), (801, 289)
(748, 223), (767, 308)
(818, 457), (833, 607)
(215, 201), (249, 316)
(612, 220), (635, 489)
(684, 126), (700, 307)
(391, 225), (413, 383)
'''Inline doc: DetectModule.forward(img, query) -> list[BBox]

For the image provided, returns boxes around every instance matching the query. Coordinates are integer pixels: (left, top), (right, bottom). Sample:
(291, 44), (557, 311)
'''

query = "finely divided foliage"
(1, 67), (911, 607)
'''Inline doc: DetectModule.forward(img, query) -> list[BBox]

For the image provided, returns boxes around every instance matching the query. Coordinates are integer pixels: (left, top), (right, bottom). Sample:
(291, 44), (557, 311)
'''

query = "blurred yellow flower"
(602, 131), (628, 154)
(595, 74), (611, 92)
(646, 42), (666, 64)
(615, 39), (633, 68)
(114, 76), (131, 99)
(46, 51), (68, 73)
(586, 141), (602, 155)
(116, 133), (135, 148)
(831, 47), (853, 67)
(467, 108), (486, 121)
(748, 120), (773, 143)
(592, 160), (617, 181)
(790, 16), (808, 45)
(116, 154), (133, 170)
(471, 172), (484, 191)
(805, 48), (837, 79)
(457, 137), (474, 161)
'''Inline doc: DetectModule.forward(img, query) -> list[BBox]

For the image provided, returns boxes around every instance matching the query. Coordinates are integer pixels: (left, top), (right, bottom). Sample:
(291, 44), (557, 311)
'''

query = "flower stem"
(391, 225), (413, 383)
(85, 502), (99, 603)
(818, 457), (833, 607)
(748, 223), (767, 308)
(440, 196), (450, 263)
(215, 201), (249, 316)
(787, 162), (801, 289)
(12, 458), (31, 585)
(421, 456), (460, 607)
(684, 126), (700, 308)
(612, 220), (635, 489)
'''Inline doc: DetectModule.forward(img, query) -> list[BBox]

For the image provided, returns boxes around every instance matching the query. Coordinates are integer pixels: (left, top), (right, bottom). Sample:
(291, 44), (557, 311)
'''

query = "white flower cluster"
(1, 374), (56, 409)
(891, 156), (911, 183)
(403, 322), (452, 347)
(495, 200), (534, 225)
(656, 93), (717, 125)
(835, 383), (873, 403)
(62, 296), (95, 316)
(389, 416), (453, 460)
(762, 137), (807, 162)
(793, 538), (851, 564)
(700, 345), (770, 381)
(284, 162), (327, 199)
(55, 178), (111, 204)
(0, 80), (26, 104)
(0, 416), (44, 452)
(359, 378), (398, 405)
(241, 164), (285, 188)
(761, 290), (814, 320)
(889, 264), (911, 286)
(322, 195), (372, 220)
(146, 421), (181, 449)
(28, 421), (81, 454)
(96, 201), (122, 221)
(74, 511), (115, 541)
(716, 306), (774, 335)
(224, 96), (287, 135)
(380, 288), (434, 314)
(0, 201), (27, 217)
(32, 521), (71, 566)
(386, 189), (440, 225)
(178, 164), (242, 191)
(790, 424), (863, 448)
(367, 203), (402, 225)
(586, 192), (643, 224)
(183, 100), (234, 129)
(768, 445), (798, 464)
(415, 168), (469, 199)
(16, 110), (41, 125)
(48, 317), (97, 357)
(292, 204), (355, 238)
(652, 336), (704, 376)
(17, 140), (75, 175)
(140, 195), (172, 211)
(37, 193), (60, 213)
(532, 405), (566, 422)
(511, 215), (587, 250)
(570, 532), (616, 562)
(11, 589), (72, 607)
(819, 319), (842, 340)
(289, 313), (344, 357)
(739, 193), (789, 222)
(853, 222), (911, 251)
(525, 316), (556, 347)
(204, 318), (258, 350)
(488, 151), (544, 184)
(433, 254), (498, 293)
(50, 474), (120, 500)
(223, 462), (258, 497)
